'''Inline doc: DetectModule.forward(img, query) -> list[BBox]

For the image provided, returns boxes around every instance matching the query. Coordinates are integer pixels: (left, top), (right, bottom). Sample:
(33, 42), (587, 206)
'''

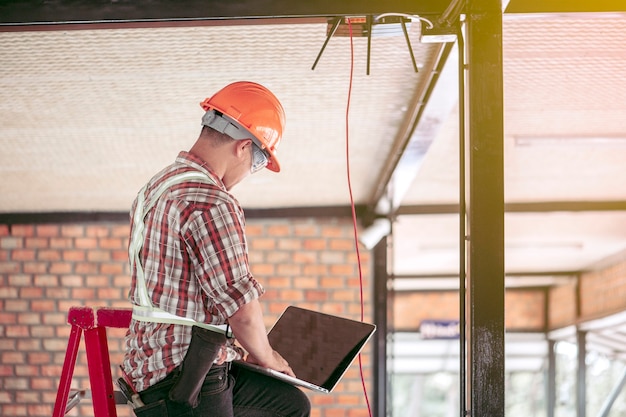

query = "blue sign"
(420, 319), (460, 339)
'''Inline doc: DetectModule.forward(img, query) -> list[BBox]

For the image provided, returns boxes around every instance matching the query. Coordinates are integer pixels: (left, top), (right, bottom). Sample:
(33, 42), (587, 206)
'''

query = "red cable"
(345, 18), (373, 417)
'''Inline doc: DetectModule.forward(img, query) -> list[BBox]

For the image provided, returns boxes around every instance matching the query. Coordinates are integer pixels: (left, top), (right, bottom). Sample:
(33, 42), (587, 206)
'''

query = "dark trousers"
(133, 363), (311, 417)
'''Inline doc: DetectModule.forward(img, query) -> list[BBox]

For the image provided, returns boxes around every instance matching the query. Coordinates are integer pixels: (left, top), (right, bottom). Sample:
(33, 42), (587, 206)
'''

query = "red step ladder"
(52, 306), (133, 417)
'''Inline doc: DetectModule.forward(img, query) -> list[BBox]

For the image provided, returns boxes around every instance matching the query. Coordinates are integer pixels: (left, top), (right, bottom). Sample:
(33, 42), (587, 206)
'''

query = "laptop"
(233, 306), (376, 393)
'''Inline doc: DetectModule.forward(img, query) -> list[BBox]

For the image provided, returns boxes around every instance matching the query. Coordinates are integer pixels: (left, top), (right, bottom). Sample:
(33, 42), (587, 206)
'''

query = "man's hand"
(246, 350), (295, 377)
(228, 299), (296, 377)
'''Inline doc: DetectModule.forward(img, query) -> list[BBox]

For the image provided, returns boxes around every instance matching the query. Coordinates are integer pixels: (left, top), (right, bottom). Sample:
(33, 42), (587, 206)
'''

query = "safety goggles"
(250, 143), (269, 174)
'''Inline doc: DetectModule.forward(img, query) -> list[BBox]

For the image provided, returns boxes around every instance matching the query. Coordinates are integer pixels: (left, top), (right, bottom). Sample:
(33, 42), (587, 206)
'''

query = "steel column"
(465, 0), (505, 416)
(577, 330), (587, 417)
(373, 236), (389, 417)
(547, 339), (556, 417)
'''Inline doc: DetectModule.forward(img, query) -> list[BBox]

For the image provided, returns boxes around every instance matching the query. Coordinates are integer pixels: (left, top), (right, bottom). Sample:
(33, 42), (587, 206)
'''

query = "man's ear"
(234, 139), (252, 157)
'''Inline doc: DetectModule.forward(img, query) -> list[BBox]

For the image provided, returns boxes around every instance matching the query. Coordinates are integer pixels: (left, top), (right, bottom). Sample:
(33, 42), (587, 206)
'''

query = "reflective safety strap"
(132, 305), (230, 335)
(129, 171), (229, 336)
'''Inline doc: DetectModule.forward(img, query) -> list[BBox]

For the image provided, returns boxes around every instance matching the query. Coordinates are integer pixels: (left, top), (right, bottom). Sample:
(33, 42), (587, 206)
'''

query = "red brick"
(17, 312), (41, 325)
(266, 251), (290, 263)
(2, 351), (25, 364)
(75, 262), (98, 274)
(24, 237), (48, 248)
(293, 224), (318, 236)
(23, 262), (46, 273)
(27, 352), (52, 365)
(0, 261), (20, 274)
(75, 237), (98, 249)
(17, 339), (41, 351)
(12, 225), (37, 237)
(33, 275), (58, 287)
(72, 287), (96, 299)
(99, 237), (123, 249)
(86, 275), (110, 287)
(49, 262), (72, 274)
(101, 262), (124, 274)
(292, 251), (317, 263)
(278, 239), (301, 250)
(111, 225), (130, 237)
(276, 264), (301, 276)
(331, 264), (356, 276)
(303, 264), (328, 275)
(49, 237), (73, 249)
(2, 405), (27, 415)
(45, 287), (70, 299)
(31, 378), (54, 390)
(1, 236), (23, 249)
(0, 287), (19, 298)
(11, 249), (36, 261)
(97, 287), (122, 300)
(5, 299), (28, 312)
(0, 313), (17, 324)
(245, 224), (264, 236)
(85, 225), (110, 238)
(61, 225), (85, 237)
(28, 404), (53, 416)
(30, 325), (54, 338)
(303, 239), (327, 250)
(35, 224), (60, 237)
(63, 249), (86, 261)
(250, 238), (276, 250)
(305, 290), (328, 302)
(8, 274), (32, 286)
(42, 313), (66, 325)
(37, 249), (61, 261)
(112, 249), (129, 262)
(87, 250), (111, 262)
(0, 365), (14, 376)
(321, 277), (344, 288)
(42, 339), (69, 352)
(0, 391), (12, 403)
(15, 365), (41, 376)
(267, 224), (290, 236)
(279, 289), (304, 301)
(330, 238), (355, 251)
(251, 264), (275, 275)
(60, 275), (84, 287)
(31, 300), (56, 312)
(293, 277), (319, 288)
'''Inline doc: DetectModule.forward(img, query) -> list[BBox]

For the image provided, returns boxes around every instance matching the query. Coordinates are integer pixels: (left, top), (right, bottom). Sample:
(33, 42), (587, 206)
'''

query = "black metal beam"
(577, 330), (587, 417)
(466, 0), (505, 416)
(3, 198), (624, 225)
(372, 236), (389, 417)
(0, 0), (451, 27)
(396, 200), (626, 216)
(0, 205), (369, 225)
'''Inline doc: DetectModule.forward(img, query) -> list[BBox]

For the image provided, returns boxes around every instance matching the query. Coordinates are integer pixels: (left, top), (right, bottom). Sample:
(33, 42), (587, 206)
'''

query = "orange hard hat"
(200, 81), (286, 172)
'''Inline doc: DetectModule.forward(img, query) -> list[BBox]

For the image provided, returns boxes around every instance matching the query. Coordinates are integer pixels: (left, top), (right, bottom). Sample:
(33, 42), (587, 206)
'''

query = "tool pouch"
(168, 325), (226, 408)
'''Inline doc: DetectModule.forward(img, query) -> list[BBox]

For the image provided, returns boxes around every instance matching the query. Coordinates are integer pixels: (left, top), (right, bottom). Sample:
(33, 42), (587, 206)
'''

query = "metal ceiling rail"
(0, 0), (451, 29)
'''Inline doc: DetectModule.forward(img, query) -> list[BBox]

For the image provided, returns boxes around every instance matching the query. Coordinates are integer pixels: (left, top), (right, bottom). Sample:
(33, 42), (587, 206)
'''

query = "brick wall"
(393, 288), (546, 332)
(0, 218), (373, 417)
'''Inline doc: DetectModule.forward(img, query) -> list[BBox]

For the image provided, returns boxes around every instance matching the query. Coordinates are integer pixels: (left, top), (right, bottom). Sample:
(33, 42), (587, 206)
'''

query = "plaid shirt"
(122, 151), (264, 391)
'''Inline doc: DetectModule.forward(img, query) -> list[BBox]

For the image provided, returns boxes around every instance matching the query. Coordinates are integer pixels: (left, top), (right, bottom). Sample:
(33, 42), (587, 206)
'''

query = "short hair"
(199, 125), (237, 147)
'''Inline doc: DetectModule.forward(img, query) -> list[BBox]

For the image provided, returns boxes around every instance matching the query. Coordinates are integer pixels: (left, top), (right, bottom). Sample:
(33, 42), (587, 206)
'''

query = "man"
(122, 81), (311, 417)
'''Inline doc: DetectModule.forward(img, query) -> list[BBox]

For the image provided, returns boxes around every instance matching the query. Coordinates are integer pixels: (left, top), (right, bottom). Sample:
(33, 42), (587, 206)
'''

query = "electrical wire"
(374, 12), (434, 29)
(344, 18), (373, 417)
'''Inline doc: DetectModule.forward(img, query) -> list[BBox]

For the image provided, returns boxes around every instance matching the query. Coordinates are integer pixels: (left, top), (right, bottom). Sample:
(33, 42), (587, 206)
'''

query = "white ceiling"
(1, 9), (626, 289)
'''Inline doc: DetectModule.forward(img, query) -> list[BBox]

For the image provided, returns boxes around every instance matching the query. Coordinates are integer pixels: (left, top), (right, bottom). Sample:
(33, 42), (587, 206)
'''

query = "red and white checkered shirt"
(122, 151), (264, 391)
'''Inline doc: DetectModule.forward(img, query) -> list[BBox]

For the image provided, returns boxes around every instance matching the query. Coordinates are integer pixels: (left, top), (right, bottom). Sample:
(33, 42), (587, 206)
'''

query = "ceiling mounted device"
(311, 14), (434, 75)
